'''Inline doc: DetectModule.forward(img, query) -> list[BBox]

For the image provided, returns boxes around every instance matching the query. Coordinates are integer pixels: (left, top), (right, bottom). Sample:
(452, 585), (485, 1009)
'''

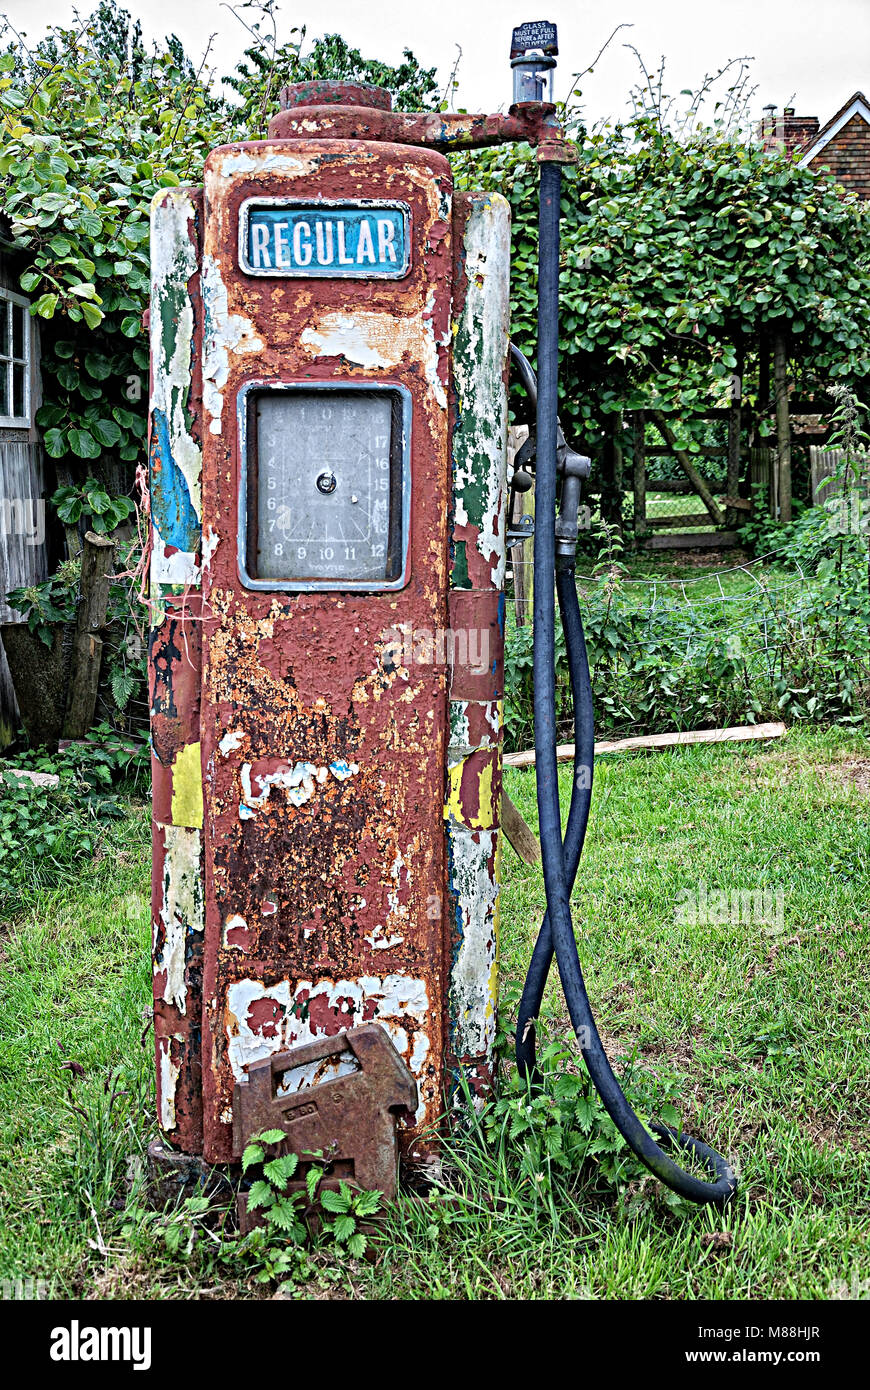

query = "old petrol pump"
(148, 23), (737, 1208)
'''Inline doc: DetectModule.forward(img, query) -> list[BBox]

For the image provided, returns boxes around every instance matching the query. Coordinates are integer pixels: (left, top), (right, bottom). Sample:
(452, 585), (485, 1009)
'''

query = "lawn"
(0, 726), (868, 1299)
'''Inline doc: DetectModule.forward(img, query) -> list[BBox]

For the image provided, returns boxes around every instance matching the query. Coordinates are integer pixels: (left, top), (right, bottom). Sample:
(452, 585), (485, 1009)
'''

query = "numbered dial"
(250, 389), (404, 585)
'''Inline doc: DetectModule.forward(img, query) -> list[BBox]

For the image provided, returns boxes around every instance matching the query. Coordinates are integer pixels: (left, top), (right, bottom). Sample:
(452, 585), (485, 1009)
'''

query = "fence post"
(773, 332), (792, 523)
(62, 530), (116, 740)
(612, 410), (624, 533)
(632, 410), (648, 540)
(726, 350), (743, 530)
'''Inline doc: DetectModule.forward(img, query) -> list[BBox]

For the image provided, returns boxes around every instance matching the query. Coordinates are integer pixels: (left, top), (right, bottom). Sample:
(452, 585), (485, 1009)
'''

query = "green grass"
(1, 728), (868, 1299)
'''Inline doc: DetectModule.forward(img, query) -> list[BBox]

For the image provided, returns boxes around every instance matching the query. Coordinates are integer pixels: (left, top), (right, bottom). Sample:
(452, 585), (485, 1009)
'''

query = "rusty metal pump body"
(147, 82), (538, 1166)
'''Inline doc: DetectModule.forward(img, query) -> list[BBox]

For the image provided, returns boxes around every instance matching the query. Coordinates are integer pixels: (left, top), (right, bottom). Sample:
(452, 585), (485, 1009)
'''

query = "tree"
(459, 110), (870, 486)
(224, 11), (440, 136)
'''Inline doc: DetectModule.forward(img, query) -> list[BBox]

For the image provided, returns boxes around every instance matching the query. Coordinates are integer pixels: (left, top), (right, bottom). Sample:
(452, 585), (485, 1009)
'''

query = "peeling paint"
(226, 974), (430, 1121)
(450, 193), (511, 589)
(218, 729), (244, 756)
(201, 253), (265, 434)
(149, 187), (202, 589)
(298, 305), (448, 409)
(154, 823), (204, 1014)
(157, 1036), (181, 1129)
(447, 827), (499, 1061)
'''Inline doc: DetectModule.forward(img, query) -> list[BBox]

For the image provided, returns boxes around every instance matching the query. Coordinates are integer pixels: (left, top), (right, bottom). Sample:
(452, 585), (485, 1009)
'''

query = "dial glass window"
(243, 385), (409, 590)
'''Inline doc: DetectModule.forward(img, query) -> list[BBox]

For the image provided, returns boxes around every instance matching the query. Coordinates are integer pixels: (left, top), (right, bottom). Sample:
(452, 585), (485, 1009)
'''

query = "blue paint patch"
(149, 408), (200, 553)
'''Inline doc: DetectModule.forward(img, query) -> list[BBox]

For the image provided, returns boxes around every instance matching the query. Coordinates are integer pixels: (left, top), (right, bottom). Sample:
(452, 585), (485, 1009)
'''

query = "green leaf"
(34, 293), (58, 318)
(254, 1128), (288, 1145)
(265, 1198), (304, 1234)
(91, 419), (122, 447)
(353, 1189), (382, 1217)
(246, 1180), (276, 1211)
(84, 353), (113, 381)
(68, 429), (101, 460)
(43, 428), (68, 459)
(320, 1187), (351, 1214)
(263, 1153), (300, 1187)
(330, 1214), (356, 1242)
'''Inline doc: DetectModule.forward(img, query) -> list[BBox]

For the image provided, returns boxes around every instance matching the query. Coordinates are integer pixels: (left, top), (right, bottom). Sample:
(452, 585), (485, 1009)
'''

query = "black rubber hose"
(515, 566), (593, 1078)
(522, 158), (737, 1206)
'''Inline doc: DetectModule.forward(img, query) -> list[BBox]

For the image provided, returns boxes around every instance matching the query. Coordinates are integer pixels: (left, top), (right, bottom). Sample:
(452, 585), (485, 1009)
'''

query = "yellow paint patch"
(476, 758), (495, 828)
(444, 754), (496, 829)
(171, 742), (203, 828)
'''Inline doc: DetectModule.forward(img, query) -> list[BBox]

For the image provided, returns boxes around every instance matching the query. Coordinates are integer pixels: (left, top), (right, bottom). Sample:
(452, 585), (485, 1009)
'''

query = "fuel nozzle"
(507, 342), (591, 561)
(555, 440), (591, 567)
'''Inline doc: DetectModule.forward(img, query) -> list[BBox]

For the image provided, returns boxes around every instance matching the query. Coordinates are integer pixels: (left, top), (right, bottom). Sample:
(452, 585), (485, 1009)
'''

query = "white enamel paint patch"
(201, 254), (265, 434)
(201, 525), (220, 570)
(453, 194), (511, 585)
(238, 758), (359, 815)
(150, 528), (199, 591)
(156, 824), (203, 1014)
(447, 825), (499, 1058)
(218, 149), (316, 179)
(157, 1035), (181, 1130)
(218, 730), (244, 756)
(299, 307), (448, 409)
(276, 1051), (359, 1096)
(226, 974), (430, 1120)
(222, 914), (247, 949)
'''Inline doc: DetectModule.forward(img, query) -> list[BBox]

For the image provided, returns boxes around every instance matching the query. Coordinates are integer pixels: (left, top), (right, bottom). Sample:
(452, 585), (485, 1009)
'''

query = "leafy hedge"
(504, 511), (870, 752)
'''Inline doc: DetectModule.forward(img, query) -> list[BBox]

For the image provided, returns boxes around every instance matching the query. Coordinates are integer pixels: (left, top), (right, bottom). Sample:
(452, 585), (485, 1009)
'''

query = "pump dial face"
(246, 387), (407, 588)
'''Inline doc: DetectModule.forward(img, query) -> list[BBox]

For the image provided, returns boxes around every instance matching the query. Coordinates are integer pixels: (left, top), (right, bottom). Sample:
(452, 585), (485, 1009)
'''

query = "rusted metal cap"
(278, 80), (393, 111)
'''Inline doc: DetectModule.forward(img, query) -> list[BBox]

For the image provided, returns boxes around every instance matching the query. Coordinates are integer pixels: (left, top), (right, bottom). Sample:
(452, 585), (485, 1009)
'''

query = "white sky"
(5, 0), (870, 127)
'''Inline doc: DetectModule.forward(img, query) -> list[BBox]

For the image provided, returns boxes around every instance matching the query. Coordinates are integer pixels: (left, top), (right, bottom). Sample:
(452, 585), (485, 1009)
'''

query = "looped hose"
(515, 158), (737, 1207)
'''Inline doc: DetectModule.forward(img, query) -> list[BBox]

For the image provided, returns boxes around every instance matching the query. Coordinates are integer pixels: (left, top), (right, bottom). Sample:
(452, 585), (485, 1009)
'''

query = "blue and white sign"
(239, 199), (410, 279)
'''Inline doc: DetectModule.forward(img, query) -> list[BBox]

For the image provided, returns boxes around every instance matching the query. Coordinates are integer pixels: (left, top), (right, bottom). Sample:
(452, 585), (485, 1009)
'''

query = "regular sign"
(239, 199), (410, 279)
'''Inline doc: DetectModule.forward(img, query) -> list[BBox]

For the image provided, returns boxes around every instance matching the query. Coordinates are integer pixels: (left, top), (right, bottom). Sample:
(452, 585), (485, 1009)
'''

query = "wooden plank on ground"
(504, 722), (787, 769)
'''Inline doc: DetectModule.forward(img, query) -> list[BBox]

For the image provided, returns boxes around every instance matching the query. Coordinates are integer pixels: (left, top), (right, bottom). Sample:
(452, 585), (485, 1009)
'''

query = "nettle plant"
(242, 1128), (383, 1261)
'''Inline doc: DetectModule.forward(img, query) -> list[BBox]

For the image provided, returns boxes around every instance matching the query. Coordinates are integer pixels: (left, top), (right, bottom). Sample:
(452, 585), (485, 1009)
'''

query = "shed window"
(0, 289), (31, 428)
